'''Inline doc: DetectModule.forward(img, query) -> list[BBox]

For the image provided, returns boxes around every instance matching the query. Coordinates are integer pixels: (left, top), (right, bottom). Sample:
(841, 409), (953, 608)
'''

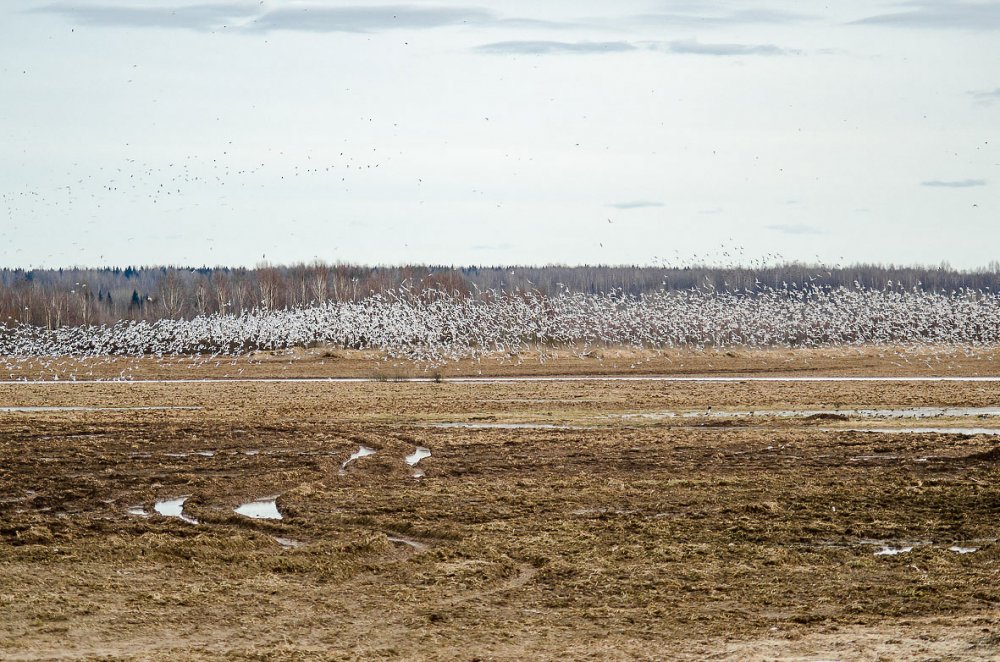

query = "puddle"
(127, 506), (148, 517)
(195, 450), (216, 457)
(619, 412), (680, 420)
(830, 427), (1000, 436)
(405, 447), (432, 466)
(340, 445), (376, 472)
(433, 422), (584, 430)
(809, 539), (982, 555)
(848, 455), (903, 461)
(274, 536), (303, 548)
(244, 450), (259, 456)
(235, 498), (282, 520)
(386, 535), (429, 552)
(623, 407), (1000, 421)
(412, 468), (425, 479)
(0, 406), (202, 412)
(153, 496), (197, 524)
(811, 407), (1000, 419)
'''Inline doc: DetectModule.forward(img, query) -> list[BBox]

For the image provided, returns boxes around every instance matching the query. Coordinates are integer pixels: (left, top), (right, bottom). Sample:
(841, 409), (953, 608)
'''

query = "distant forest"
(3, 262), (1000, 328)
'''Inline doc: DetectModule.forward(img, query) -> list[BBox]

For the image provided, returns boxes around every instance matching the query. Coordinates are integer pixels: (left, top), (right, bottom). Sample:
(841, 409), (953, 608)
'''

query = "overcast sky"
(1, 0), (997, 269)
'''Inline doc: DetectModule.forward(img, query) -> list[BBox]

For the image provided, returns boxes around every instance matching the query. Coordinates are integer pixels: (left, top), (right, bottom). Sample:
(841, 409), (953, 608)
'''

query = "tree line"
(2, 261), (1000, 328)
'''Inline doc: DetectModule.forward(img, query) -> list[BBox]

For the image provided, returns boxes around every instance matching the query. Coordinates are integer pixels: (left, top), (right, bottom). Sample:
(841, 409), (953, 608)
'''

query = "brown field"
(1, 348), (998, 660)
(4, 344), (1000, 382)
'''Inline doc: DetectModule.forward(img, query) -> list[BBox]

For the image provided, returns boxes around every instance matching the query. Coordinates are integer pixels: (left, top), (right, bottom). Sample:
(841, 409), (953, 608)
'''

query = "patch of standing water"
(849, 455), (902, 461)
(340, 445), (376, 472)
(625, 407), (1000, 421)
(154, 496), (197, 524)
(829, 427), (1000, 436)
(949, 546), (977, 554)
(387, 535), (429, 552)
(235, 498), (282, 520)
(874, 546), (913, 556)
(160, 450), (217, 458)
(127, 506), (148, 517)
(405, 447), (431, 466)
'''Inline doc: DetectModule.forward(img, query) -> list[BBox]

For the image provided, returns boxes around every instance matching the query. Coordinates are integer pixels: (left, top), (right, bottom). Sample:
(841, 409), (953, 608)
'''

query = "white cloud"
(852, 1), (1000, 30)
(921, 179), (987, 188)
(657, 39), (797, 56)
(476, 41), (637, 55)
(477, 38), (798, 57)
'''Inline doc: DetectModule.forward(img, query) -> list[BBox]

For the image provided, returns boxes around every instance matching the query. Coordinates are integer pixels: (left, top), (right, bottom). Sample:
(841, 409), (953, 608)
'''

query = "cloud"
(852, 1), (1000, 30)
(765, 223), (824, 235)
(608, 201), (664, 209)
(658, 39), (796, 56)
(33, 3), (256, 31)
(476, 41), (637, 55)
(921, 179), (987, 187)
(490, 17), (583, 30)
(632, 8), (812, 28)
(249, 6), (495, 33)
(35, 3), (498, 33)
(478, 39), (797, 57)
(969, 88), (1000, 104)
(35, 3), (812, 39)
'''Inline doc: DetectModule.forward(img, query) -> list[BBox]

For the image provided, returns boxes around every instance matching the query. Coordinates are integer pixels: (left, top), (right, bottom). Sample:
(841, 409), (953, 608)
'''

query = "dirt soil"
(4, 344), (1000, 382)
(0, 348), (997, 660)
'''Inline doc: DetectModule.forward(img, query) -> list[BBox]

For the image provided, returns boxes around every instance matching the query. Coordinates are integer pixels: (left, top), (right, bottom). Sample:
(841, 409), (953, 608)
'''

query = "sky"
(0, 0), (997, 269)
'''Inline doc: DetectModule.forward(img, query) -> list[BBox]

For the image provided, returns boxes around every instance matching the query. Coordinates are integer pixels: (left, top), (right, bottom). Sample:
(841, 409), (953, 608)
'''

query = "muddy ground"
(0, 349), (998, 660)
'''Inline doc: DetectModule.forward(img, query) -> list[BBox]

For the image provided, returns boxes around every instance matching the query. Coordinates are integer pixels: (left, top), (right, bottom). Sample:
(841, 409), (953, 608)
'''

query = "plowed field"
(1, 349), (997, 660)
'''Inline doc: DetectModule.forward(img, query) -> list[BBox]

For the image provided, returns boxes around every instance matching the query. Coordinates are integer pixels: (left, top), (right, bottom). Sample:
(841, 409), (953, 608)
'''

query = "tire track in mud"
(438, 562), (539, 608)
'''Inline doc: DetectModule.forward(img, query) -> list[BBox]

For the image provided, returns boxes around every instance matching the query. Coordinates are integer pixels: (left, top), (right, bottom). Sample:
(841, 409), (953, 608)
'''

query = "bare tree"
(257, 267), (283, 310)
(193, 278), (209, 316)
(292, 265), (309, 306)
(158, 271), (185, 318)
(76, 284), (93, 326)
(308, 262), (329, 304)
(232, 279), (249, 314)
(45, 288), (66, 329)
(212, 271), (230, 315)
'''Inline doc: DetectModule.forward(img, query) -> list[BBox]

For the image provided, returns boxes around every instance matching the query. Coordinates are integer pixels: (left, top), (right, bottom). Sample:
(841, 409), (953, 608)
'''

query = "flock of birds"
(1, 145), (388, 263)
(1, 284), (999, 370)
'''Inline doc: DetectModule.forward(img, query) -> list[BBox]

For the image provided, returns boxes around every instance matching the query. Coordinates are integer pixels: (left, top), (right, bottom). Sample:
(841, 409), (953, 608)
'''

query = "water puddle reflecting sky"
(405, 447), (431, 466)
(235, 498), (282, 520)
(340, 445), (376, 472)
(153, 496), (197, 524)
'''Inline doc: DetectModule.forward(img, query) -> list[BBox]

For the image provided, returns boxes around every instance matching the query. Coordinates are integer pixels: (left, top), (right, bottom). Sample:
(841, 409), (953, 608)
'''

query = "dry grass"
(0, 349), (997, 659)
